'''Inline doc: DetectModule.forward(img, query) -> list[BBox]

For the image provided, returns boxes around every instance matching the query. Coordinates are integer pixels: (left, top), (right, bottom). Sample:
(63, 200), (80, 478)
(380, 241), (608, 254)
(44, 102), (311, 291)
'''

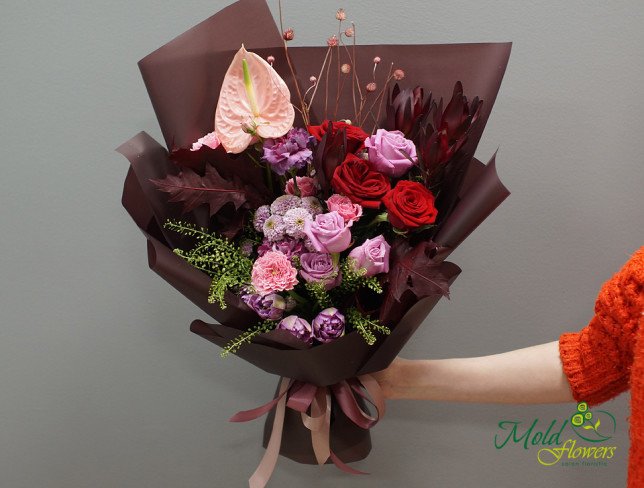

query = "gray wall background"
(2, 0), (643, 487)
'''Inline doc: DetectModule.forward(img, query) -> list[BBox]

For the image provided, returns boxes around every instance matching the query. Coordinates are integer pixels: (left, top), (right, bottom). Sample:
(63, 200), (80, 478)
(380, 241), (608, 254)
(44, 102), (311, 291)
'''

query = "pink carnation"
(285, 176), (319, 197)
(251, 251), (299, 295)
(326, 194), (363, 224)
(190, 131), (221, 152)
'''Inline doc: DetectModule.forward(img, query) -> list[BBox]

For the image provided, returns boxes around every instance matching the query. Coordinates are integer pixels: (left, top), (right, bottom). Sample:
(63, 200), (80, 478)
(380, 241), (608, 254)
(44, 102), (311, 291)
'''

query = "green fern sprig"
(221, 320), (277, 358)
(305, 282), (332, 309)
(346, 308), (391, 346)
(164, 220), (253, 308)
(337, 258), (384, 295)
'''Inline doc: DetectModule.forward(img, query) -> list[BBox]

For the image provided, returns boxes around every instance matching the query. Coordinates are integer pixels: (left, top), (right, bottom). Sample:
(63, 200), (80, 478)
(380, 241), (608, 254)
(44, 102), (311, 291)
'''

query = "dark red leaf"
(151, 164), (247, 217)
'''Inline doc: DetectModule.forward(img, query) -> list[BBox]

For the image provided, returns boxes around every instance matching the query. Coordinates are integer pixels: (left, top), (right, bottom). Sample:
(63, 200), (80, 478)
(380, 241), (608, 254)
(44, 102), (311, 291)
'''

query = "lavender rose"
(364, 129), (417, 178)
(278, 315), (313, 345)
(241, 293), (287, 320)
(348, 235), (391, 277)
(263, 128), (314, 176)
(312, 308), (345, 344)
(303, 211), (352, 253)
(299, 253), (341, 291)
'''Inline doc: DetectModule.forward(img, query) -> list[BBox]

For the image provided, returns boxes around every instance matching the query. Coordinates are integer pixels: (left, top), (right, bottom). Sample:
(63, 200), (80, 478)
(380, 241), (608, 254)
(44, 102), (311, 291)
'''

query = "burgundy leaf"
(390, 241), (461, 301)
(151, 164), (247, 217)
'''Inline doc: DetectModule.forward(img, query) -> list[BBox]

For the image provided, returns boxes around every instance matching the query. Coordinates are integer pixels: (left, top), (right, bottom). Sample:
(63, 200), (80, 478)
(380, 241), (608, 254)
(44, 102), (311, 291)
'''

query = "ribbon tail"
(329, 450), (369, 475)
(248, 377), (290, 488)
(310, 389), (331, 465)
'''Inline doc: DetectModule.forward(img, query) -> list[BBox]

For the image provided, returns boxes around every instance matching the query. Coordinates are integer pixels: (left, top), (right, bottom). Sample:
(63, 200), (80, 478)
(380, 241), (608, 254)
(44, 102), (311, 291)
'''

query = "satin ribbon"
(229, 374), (386, 488)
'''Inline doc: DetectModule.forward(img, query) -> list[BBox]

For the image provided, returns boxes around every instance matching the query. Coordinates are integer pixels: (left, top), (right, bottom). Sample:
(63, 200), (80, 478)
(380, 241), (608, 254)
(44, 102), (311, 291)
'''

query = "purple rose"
(303, 211), (352, 253)
(364, 129), (417, 178)
(263, 128), (314, 176)
(312, 308), (345, 344)
(299, 253), (341, 291)
(348, 235), (391, 277)
(241, 293), (287, 320)
(278, 315), (313, 345)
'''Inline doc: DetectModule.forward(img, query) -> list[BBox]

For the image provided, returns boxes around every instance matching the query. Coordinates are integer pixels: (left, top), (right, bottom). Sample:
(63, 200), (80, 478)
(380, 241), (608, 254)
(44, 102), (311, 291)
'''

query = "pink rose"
(364, 129), (417, 178)
(251, 251), (299, 295)
(326, 194), (363, 224)
(190, 131), (221, 151)
(348, 235), (391, 277)
(285, 176), (319, 197)
(303, 211), (352, 254)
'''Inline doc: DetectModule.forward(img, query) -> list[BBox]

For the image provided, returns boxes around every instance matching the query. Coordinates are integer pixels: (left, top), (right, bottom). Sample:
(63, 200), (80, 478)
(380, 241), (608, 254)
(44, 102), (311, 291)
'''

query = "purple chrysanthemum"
(253, 205), (271, 233)
(263, 128), (314, 176)
(283, 207), (312, 239)
(262, 214), (285, 242)
(301, 196), (324, 216)
(270, 195), (302, 216)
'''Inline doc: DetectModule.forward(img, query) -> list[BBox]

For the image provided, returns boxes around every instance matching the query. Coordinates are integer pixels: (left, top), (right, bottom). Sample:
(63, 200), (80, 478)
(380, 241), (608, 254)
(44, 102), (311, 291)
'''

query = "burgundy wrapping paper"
(119, 0), (513, 472)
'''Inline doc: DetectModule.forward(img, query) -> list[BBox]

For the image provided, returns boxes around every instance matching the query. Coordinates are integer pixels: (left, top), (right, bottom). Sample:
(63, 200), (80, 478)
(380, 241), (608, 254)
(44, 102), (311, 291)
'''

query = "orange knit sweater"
(559, 246), (643, 487)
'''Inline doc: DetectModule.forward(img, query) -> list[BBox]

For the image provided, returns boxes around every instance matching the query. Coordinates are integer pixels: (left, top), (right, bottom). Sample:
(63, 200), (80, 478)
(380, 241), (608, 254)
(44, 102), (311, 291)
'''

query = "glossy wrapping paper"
(118, 0), (512, 482)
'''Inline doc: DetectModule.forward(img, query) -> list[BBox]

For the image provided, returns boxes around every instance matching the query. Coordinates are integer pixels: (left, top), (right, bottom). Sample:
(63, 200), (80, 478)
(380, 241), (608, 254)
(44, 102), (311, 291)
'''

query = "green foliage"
(164, 220), (253, 308)
(337, 258), (384, 295)
(346, 308), (391, 346)
(221, 320), (277, 358)
(305, 282), (332, 309)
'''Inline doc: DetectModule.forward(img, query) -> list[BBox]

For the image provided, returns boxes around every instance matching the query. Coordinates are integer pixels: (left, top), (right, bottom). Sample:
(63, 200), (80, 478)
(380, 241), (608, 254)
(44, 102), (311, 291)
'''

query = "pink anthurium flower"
(215, 45), (295, 154)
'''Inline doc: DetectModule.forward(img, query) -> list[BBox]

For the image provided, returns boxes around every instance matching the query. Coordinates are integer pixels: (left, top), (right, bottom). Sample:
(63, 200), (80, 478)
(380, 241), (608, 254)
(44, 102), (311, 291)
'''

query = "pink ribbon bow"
(229, 374), (386, 488)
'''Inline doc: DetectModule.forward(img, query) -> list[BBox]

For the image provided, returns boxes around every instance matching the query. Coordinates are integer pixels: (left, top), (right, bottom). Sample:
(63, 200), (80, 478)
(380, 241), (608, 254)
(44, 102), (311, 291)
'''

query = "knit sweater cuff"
(559, 328), (629, 406)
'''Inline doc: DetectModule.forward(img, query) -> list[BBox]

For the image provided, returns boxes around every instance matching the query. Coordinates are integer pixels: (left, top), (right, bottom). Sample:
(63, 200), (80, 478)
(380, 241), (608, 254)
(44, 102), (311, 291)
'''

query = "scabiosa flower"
(283, 28), (294, 41)
(312, 308), (345, 343)
(344, 27), (354, 37)
(262, 128), (313, 176)
(393, 69), (405, 81)
(270, 195), (302, 216)
(239, 239), (255, 257)
(341, 63), (352, 74)
(263, 214), (286, 242)
(278, 316), (313, 346)
(251, 251), (299, 295)
(301, 196), (324, 216)
(284, 207), (312, 239)
(253, 205), (271, 233)
(336, 8), (346, 21)
(241, 293), (287, 321)
(366, 82), (377, 93)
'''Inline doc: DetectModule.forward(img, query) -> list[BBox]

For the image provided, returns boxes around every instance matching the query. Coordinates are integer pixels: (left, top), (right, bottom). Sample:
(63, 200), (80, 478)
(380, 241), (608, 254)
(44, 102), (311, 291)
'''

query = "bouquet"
(118, 0), (511, 485)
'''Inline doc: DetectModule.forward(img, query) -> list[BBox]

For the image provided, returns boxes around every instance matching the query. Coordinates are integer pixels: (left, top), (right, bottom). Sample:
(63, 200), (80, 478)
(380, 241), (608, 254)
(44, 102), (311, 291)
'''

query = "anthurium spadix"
(215, 45), (295, 154)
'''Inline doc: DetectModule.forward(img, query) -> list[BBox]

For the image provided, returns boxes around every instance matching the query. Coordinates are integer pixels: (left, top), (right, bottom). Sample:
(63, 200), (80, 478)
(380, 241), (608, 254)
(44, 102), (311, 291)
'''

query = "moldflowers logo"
(494, 402), (618, 467)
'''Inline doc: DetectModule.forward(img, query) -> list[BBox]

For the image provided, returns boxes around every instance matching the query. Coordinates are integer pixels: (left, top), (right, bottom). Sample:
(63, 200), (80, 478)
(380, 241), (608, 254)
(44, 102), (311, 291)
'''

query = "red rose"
(331, 154), (391, 209)
(383, 180), (438, 230)
(308, 120), (368, 154)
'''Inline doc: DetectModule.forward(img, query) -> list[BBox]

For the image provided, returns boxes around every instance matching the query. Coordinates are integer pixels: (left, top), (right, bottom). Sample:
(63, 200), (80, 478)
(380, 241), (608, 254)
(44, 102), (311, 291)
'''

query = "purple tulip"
(241, 293), (287, 321)
(278, 315), (313, 345)
(312, 308), (345, 344)
(299, 253), (342, 291)
(347, 235), (391, 277)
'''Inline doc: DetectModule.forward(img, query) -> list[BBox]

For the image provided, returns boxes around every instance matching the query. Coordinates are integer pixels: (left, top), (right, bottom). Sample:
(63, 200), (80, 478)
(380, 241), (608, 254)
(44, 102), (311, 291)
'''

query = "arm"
(375, 341), (574, 403)
(375, 246), (643, 405)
